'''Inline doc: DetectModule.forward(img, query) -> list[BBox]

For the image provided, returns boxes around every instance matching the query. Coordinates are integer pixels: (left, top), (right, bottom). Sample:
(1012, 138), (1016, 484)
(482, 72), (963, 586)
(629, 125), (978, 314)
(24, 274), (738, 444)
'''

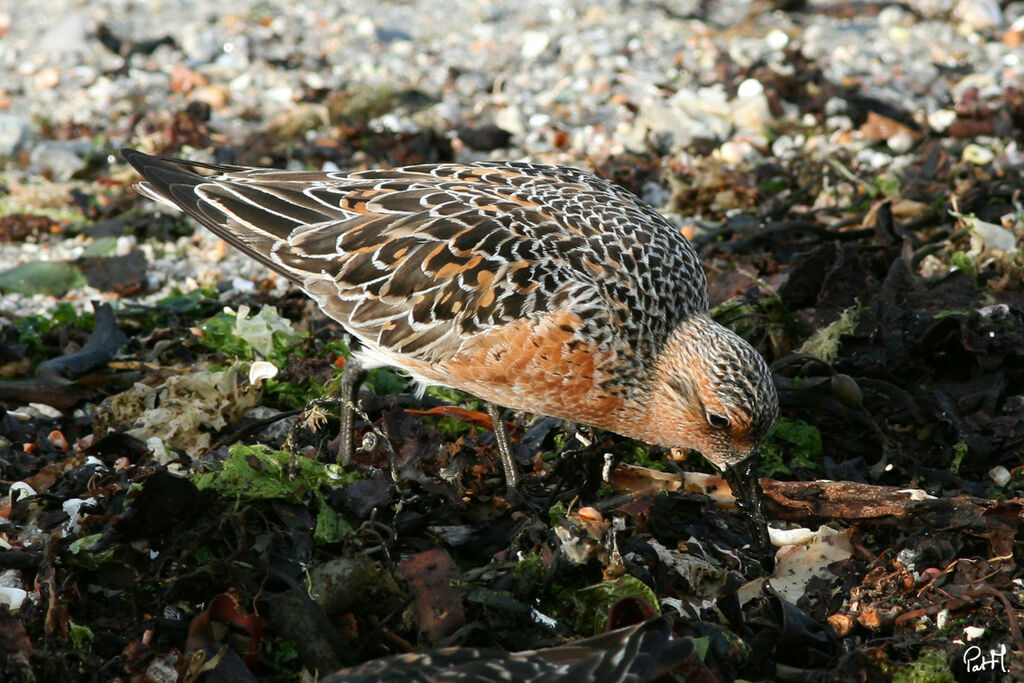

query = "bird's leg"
(338, 355), (367, 463)
(725, 458), (774, 573)
(561, 420), (579, 451)
(486, 402), (521, 490)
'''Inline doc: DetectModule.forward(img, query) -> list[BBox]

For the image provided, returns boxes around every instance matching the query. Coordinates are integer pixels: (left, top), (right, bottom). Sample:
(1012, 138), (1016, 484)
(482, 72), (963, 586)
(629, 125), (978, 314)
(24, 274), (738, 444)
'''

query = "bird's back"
(123, 151), (708, 382)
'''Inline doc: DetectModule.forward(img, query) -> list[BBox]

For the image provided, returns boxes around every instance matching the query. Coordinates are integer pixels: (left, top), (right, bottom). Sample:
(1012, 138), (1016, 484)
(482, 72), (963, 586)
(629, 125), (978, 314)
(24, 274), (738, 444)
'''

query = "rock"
(170, 65), (208, 94)
(326, 85), (400, 125)
(962, 143), (995, 164)
(766, 29), (789, 49)
(376, 27), (413, 43)
(0, 261), (86, 296)
(40, 14), (88, 55)
(630, 87), (733, 153)
(28, 142), (86, 181)
(456, 123), (512, 150)
(859, 111), (921, 143)
(180, 29), (222, 64)
(521, 30), (550, 59)
(33, 67), (60, 90)
(78, 250), (150, 296)
(0, 114), (32, 157)
(190, 84), (230, 111)
(927, 108), (957, 132)
(732, 79), (772, 137)
(1005, 15), (1024, 46)
(494, 104), (526, 138)
(265, 103), (329, 138)
(887, 131), (915, 153)
(955, 0), (1003, 31)
(968, 216), (1018, 253)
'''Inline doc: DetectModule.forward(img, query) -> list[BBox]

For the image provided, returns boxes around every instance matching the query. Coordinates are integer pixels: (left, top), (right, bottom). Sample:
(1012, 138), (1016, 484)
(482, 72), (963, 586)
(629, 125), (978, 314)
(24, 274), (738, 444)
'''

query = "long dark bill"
(725, 456), (774, 573)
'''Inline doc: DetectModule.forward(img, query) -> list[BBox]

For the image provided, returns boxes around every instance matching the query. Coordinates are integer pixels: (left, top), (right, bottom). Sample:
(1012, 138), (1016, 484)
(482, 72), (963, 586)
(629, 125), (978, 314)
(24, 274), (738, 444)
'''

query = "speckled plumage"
(318, 615), (689, 683)
(123, 148), (777, 469)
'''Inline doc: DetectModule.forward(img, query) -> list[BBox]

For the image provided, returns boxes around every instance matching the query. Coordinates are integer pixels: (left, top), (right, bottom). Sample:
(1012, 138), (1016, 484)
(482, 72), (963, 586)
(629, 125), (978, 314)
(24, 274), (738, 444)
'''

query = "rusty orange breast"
(398, 309), (633, 428)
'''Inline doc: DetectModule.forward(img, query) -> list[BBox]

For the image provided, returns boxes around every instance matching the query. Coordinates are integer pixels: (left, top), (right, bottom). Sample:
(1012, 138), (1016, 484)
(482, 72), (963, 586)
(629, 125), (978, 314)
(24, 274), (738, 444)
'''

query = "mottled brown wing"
(122, 150), (628, 363)
(277, 181), (597, 361)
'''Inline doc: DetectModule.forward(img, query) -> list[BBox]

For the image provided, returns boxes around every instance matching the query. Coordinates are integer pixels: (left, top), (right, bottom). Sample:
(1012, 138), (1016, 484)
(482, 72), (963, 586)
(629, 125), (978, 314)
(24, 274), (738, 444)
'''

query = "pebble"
(27, 403), (63, 419)
(968, 217), (1018, 253)
(962, 142), (996, 164)
(887, 131), (916, 153)
(955, 0), (1004, 31)
(191, 84), (231, 110)
(520, 30), (551, 59)
(33, 68), (60, 90)
(28, 142), (86, 181)
(989, 465), (1011, 486)
(0, 114), (32, 156)
(927, 108), (958, 132)
(0, 587), (27, 612)
(765, 29), (789, 49)
(170, 65), (208, 94)
(964, 626), (986, 641)
(181, 29), (224, 64)
(39, 13), (88, 55)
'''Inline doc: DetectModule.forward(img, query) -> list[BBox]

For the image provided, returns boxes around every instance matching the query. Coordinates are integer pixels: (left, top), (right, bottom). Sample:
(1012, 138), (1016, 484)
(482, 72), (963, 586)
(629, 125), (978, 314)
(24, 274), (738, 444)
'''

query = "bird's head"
(646, 316), (778, 470)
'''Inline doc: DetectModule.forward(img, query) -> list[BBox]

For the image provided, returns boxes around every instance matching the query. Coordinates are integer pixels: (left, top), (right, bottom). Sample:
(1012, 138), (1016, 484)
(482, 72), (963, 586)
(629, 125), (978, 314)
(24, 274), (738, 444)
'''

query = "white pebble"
(249, 360), (279, 384)
(928, 109), (957, 132)
(964, 626), (986, 641)
(766, 29), (789, 49)
(0, 587), (27, 612)
(737, 78), (764, 98)
(962, 143), (995, 165)
(989, 465), (1011, 486)
(521, 31), (550, 59)
(887, 131), (915, 153)
(956, 0), (1004, 31)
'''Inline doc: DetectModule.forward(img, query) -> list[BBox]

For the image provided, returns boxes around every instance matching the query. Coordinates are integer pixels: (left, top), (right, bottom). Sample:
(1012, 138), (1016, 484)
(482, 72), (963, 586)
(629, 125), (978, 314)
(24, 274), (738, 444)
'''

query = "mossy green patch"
(759, 417), (824, 477)
(513, 552), (545, 596)
(66, 533), (118, 570)
(950, 440), (968, 475)
(799, 302), (862, 365)
(363, 367), (407, 395)
(547, 500), (568, 528)
(13, 302), (95, 355)
(69, 621), (95, 653)
(621, 445), (667, 471)
(154, 286), (220, 316)
(568, 575), (660, 635)
(949, 251), (975, 278)
(263, 377), (330, 409)
(194, 444), (359, 544)
(198, 310), (254, 360)
(197, 305), (306, 368)
(890, 647), (955, 683)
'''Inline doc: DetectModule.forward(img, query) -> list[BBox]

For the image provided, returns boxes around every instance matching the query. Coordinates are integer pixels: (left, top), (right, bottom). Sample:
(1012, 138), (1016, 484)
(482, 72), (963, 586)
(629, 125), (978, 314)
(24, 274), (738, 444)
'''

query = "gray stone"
(41, 14), (89, 55)
(28, 141), (86, 181)
(0, 115), (32, 157)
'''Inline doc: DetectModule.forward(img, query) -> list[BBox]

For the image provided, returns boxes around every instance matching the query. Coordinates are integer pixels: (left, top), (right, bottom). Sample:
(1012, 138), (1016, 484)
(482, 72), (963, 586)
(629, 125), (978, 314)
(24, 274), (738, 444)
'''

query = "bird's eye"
(707, 413), (730, 430)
